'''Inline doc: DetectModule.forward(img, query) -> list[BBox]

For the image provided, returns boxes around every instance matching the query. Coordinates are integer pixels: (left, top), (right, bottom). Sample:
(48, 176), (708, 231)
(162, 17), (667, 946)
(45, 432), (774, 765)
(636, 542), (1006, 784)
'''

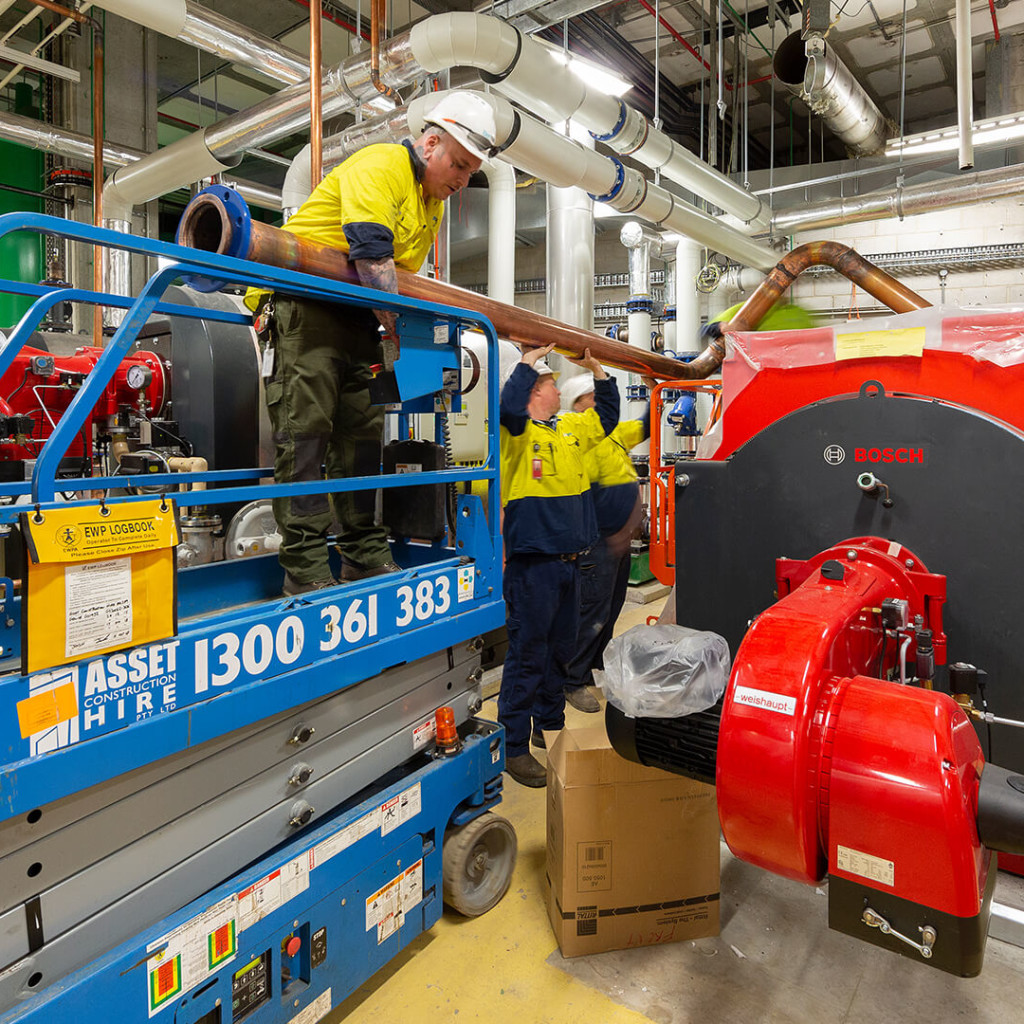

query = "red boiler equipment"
(609, 295), (1024, 976)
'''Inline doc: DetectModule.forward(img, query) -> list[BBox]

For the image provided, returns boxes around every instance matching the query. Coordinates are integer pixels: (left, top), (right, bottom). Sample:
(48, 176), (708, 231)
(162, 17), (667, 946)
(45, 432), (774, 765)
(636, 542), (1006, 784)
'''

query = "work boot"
(565, 686), (601, 713)
(282, 573), (337, 597)
(340, 559), (402, 582)
(531, 730), (546, 750)
(506, 753), (547, 787)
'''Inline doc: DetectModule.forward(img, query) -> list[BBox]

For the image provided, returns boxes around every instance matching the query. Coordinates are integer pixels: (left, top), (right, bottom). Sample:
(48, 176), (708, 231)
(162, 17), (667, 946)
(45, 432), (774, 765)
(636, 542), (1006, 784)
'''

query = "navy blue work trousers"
(498, 554), (581, 757)
(564, 534), (631, 690)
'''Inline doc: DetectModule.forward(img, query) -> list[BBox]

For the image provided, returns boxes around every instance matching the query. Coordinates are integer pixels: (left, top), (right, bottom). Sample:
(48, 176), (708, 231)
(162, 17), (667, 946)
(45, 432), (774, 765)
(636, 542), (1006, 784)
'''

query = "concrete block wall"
(452, 173), (1024, 327)
(786, 196), (1024, 313)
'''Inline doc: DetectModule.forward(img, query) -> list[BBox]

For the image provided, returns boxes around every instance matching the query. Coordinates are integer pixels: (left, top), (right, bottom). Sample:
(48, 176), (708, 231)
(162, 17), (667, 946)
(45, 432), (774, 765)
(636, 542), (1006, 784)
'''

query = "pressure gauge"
(126, 364), (152, 390)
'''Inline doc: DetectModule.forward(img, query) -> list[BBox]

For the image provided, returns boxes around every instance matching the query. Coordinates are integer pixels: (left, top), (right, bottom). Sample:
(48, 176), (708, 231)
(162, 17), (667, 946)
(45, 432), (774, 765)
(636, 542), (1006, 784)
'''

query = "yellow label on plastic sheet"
(834, 326), (926, 362)
(16, 681), (77, 739)
(21, 498), (180, 564)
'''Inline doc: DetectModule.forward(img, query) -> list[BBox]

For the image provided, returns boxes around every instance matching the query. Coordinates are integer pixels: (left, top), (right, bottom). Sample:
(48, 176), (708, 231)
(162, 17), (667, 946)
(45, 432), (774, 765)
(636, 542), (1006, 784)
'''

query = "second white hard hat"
(560, 372), (595, 411)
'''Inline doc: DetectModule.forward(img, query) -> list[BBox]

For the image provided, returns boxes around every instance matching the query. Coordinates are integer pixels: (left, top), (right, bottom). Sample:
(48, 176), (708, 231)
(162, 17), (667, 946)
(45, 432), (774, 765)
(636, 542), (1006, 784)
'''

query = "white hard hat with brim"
(424, 91), (498, 162)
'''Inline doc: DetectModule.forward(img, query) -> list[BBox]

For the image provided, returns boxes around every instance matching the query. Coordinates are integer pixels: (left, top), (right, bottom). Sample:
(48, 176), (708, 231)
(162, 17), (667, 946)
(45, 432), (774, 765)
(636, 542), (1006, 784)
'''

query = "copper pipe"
(26, 1), (104, 340)
(369, 0), (395, 99)
(681, 241), (933, 380)
(309, 0), (323, 191)
(178, 193), (685, 379)
(92, 23), (104, 345)
(26, 0), (88, 22)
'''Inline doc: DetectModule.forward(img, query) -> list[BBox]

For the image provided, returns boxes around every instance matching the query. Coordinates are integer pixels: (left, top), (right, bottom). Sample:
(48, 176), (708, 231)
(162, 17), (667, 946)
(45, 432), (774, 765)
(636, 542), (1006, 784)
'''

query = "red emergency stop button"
(285, 936), (301, 957)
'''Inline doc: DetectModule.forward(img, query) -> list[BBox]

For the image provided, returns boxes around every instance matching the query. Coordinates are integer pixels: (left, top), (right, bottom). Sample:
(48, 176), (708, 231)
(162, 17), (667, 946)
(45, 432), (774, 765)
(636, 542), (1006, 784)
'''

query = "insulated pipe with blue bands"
(588, 157), (625, 204)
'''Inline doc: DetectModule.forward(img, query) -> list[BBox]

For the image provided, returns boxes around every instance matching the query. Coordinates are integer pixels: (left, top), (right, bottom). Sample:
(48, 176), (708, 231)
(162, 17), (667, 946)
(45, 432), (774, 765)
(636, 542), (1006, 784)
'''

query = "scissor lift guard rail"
(0, 212), (514, 1023)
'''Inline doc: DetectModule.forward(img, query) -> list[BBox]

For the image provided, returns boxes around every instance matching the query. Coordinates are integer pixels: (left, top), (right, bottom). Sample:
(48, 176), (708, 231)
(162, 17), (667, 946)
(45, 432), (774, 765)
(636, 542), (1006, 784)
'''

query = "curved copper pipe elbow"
(370, 0), (396, 100)
(683, 241), (932, 379)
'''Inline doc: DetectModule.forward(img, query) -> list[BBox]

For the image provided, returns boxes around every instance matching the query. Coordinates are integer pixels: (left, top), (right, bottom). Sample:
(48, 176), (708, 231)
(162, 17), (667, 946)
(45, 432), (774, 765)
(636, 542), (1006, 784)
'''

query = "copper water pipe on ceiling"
(25, 0), (87, 21)
(370, 0), (396, 100)
(25, 1), (105, 340)
(678, 240), (933, 379)
(92, 21), (104, 344)
(177, 191), (685, 379)
(309, 0), (323, 191)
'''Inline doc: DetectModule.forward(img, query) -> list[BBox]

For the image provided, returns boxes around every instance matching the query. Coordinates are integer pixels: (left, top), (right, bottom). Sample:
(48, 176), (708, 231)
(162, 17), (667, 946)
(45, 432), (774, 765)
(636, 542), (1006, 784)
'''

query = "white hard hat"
(499, 352), (558, 390)
(560, 372), (595, 411)
(423, 91), (498, 162)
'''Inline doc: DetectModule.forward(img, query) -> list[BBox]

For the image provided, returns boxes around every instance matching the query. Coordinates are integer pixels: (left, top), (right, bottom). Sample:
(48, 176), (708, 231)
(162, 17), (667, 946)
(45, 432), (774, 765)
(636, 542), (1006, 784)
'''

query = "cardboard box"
(546, 723), (720, 957)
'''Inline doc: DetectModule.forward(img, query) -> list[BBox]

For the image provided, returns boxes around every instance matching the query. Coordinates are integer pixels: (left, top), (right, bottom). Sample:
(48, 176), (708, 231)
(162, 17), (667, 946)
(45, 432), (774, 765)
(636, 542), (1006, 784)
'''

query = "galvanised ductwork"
(93, 6), (769, 234)
(0, 111), (281, 212)
(770, 163), (1024, 234)
(773, 31), (889, 158)
(90, 0), (309, 84)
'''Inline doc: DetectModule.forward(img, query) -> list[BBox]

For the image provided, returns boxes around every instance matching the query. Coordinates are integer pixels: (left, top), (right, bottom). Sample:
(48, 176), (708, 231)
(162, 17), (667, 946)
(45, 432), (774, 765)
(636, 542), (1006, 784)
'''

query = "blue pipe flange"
(589, 99), (628, 143)
(626, 297), (654, 314)
(663, 305), (677, 322)
(588, 156), (625, 204)
(176, 185), (253, 293)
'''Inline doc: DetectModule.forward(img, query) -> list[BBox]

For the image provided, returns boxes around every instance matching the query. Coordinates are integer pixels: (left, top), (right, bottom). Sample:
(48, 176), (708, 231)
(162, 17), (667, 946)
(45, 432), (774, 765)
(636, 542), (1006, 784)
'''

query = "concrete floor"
(326, 598), (1024, 1024)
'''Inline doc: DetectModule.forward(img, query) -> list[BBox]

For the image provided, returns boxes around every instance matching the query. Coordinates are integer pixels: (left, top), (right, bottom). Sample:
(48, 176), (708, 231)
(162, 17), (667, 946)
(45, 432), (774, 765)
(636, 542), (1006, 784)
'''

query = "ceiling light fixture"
(541, 42), (633, 98)
(886, 110), (1024, 158)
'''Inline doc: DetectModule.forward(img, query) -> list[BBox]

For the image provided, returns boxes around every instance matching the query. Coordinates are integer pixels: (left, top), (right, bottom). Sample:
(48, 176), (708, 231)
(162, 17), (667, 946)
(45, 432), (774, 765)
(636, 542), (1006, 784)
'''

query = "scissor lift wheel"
(442, 812), (517, 916)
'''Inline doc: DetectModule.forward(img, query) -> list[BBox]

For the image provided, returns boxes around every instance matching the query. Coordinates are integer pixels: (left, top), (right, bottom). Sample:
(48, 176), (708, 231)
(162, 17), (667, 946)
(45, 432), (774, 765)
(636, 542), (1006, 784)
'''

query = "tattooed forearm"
(353, 256), (399, 336)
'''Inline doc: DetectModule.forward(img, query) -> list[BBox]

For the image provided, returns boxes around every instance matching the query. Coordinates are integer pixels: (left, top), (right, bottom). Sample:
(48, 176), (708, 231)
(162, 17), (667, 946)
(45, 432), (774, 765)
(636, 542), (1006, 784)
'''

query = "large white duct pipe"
(719, 265), (766, 296)
(773, 31), (889, 157)
(661, 246), (677, 353)
(485, 159), (517, 305)
(955, 0), (974, 169)
(94, 10), (766, 238)
(770, 162), (1024, 234)
(407, 92), (777, 271)
(408, 13), (769, 230)
(86, 7), (766, 258)
(674, 236), (703, 352)
(547, 122), (595, 339)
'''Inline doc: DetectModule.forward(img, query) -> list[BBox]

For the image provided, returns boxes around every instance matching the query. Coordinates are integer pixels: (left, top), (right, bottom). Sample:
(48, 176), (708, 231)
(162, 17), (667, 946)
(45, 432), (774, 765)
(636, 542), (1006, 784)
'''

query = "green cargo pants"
(266, 295), (390, 583)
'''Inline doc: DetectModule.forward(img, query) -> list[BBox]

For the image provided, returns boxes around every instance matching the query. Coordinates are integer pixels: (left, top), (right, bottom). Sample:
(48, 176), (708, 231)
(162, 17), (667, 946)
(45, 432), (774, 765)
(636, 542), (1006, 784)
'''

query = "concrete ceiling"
(1, 0), (1019, 188)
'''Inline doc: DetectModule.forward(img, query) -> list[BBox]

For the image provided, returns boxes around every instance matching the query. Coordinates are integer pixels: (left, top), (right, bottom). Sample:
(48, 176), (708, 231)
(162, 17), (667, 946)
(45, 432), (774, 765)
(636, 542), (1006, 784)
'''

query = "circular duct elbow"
(773, 31), (889, 158)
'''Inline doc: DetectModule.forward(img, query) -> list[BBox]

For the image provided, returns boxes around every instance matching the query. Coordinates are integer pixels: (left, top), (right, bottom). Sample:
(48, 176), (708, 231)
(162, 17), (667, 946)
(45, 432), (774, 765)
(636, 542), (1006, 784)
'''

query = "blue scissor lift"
(0, 213), (512, 1023)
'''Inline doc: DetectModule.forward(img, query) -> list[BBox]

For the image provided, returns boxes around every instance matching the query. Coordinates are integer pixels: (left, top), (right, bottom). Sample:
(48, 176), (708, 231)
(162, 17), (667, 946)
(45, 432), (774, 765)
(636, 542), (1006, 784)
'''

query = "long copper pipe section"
(684, 241), (933, 379)
(310, 0), (323, 190)
(179, 195), (932, 381)
(177, 190), (686, 379)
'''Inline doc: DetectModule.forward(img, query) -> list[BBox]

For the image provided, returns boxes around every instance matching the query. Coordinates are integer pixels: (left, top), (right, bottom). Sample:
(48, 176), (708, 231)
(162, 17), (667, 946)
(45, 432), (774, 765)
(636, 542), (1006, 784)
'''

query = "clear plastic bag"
(595, 624), (730, 718)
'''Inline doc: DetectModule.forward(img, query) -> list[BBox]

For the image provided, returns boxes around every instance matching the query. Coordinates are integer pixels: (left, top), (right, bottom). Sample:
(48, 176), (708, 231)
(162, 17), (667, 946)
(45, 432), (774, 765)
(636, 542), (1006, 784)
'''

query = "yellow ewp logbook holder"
(20, 498), (180, 675)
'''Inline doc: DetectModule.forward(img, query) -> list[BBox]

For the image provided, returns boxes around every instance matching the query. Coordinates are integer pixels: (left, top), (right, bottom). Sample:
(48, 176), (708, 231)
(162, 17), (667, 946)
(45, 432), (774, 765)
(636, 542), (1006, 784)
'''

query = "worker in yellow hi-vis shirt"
(557, 372), (650, 714)
(262, 91), (497, 596)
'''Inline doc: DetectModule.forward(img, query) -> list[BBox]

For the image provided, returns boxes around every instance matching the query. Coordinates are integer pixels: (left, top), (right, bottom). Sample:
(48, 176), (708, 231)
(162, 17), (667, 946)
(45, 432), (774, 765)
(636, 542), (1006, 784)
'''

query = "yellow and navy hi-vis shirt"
(500, 365), (620, 556)
(283, 140), (444, 272)
(585, 411), (649, 535)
